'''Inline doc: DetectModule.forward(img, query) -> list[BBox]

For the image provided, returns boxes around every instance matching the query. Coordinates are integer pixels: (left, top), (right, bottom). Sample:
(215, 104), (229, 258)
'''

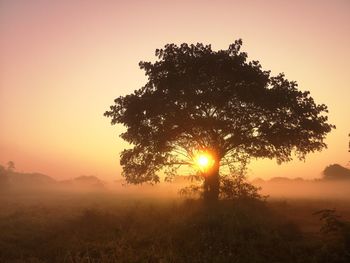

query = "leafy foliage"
(220, 176), (263, 201)
(313, 209), (350, 263)
(105, 39), (334, 189)
(180, 155), (264, 201)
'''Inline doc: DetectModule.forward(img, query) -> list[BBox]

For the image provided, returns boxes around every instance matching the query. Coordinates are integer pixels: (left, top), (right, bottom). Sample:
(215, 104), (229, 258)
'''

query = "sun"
(198, 155), (209, 167)
(194, 152), (215, 172)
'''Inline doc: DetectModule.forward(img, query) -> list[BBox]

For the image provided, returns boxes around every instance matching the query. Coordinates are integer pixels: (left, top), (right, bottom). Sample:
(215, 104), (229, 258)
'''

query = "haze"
(1, 0), (349, 181)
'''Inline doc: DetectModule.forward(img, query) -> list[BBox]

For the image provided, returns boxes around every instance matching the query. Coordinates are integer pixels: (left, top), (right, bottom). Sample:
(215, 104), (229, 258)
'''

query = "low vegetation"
(1, 163), (350, 262)
(0, 193), (349, 263)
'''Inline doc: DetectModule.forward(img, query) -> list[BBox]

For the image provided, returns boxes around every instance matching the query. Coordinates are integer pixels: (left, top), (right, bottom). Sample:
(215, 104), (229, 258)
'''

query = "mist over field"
(1, 163), (350, 263)
(2, 163), (350, 200)
(254, 179), (350, 200)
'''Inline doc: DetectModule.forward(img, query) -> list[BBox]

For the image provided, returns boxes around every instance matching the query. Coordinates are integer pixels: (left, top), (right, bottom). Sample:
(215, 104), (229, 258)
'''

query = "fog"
(253, 179), (350, 200)
(1, 167), (350, 263)
(2, 175), (350, 201)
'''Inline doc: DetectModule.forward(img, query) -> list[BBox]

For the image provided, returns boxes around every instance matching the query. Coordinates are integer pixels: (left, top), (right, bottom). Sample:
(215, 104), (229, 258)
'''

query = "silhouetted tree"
(7, 161), (15, 172)
(323, 164), (350, 180)
(105, 39), (335, 201)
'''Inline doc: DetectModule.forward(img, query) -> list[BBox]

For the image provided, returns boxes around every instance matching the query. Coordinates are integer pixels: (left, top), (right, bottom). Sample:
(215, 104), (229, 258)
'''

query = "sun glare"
(198, 155), (209, 167)
(194, 152), (215, 172)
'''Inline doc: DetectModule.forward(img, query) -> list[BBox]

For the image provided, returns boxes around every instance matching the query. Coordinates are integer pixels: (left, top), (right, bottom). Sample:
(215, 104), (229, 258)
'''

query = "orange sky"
(0, 0), (349, 181)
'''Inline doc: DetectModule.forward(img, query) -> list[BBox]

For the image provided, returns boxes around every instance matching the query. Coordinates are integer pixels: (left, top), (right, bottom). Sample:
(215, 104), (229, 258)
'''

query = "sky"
(0, 0), (349, 181)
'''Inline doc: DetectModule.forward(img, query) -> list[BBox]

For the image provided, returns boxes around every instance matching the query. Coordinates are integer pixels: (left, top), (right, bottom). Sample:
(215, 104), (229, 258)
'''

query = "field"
(1, 192), (349, 263)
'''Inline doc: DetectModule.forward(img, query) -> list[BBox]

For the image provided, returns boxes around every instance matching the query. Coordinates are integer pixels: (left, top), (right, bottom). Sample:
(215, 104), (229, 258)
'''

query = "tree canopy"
(105, 39), (334, 199)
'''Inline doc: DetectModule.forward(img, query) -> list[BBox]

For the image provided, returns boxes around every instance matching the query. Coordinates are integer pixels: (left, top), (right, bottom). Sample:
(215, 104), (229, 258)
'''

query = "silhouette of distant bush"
(323, 164), (350, 180)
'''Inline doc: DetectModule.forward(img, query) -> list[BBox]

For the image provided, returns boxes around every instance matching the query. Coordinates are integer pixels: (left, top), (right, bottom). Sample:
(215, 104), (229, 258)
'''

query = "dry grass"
(0, 193), (349, 263)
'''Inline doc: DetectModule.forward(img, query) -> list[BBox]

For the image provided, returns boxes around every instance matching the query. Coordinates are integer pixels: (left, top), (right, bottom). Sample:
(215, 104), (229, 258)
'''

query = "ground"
(0, 192), (349, 263)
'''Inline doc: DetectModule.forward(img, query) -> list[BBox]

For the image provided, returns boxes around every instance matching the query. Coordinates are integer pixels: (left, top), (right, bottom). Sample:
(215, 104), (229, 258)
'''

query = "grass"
(0, 193), (349, 263)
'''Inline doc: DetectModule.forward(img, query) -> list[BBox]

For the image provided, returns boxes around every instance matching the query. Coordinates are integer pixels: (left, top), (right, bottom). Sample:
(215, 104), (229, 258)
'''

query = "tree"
(323, 164), (350, 180)
(7, 161), (15, 172)
(105, 39), (335, 201)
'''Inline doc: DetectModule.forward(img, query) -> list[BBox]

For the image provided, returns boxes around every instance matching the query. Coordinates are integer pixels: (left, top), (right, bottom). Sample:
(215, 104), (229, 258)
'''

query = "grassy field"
(0, 193), (349, 263)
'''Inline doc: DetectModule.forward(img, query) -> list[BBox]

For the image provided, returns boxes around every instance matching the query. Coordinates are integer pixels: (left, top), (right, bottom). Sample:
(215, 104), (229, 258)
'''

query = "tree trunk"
(203, 162), (220, 202)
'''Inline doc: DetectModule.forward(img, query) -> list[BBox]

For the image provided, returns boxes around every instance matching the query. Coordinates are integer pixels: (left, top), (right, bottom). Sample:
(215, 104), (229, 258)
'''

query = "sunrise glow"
(0, 0), (349, 181)
(0, 2), (350, 261)
(194, 152), (215, 172)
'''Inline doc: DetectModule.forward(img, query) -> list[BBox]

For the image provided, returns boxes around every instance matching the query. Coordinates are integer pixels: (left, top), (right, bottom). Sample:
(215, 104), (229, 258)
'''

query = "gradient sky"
(1, 0), (349, 181)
